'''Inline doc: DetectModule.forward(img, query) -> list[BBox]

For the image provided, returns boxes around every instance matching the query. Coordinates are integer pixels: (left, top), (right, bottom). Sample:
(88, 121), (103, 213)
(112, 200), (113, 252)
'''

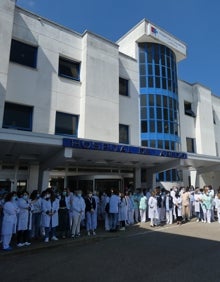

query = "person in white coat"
(17, 191), (33, 247)
(173, 191), (182, 225)
(118, 193), (127, 230)
(139, 192), (148, 223)
(194, 188), (202, 222)
(41, 189), (59, 242)
(214, 191), (220, 223)
(70, 190), (85, 238)
(1, 192), (19, 251)
(148, 190), (159, 227)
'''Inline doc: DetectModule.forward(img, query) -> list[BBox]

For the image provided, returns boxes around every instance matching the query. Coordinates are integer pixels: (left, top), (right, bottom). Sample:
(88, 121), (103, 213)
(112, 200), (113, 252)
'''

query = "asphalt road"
(1, 221), (220, 282)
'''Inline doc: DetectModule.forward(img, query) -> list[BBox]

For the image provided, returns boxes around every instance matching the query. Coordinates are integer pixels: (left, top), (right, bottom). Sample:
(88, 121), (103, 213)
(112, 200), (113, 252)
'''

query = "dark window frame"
(184, 101), (196, 117)
(186, 137), (196, 153)
(9, 39), (38, 68)
(3, 102), (33, 131)
(55, 112), (78, 136)
(119, 77), (129, 96)
(119, 124), (129, 144)
(58, 57), (80, 81)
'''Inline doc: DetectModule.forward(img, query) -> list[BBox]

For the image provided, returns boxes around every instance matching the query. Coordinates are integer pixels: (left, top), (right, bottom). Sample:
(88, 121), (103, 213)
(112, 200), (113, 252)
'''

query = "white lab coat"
(173, 196), (182, 216)
(148, 196), (159, 219)
(17, 198), (33, 231)
(194, 193), (201, 213)
(1, 201), (18, 235)
(41, 198), (59, 228)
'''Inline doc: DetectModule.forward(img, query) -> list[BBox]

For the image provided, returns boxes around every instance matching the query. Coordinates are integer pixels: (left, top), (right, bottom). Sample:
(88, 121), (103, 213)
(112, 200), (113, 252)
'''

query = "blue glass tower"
(139, 43), (180, 181)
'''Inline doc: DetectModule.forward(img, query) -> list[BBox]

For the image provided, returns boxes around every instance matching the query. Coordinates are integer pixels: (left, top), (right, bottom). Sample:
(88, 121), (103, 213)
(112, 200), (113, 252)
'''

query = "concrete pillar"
(29, 164), (39, 192)
(39, 170), (50, 191)
(134, 168), (141, 188)
(190, 170), (197, 188)
(146, 169), (156, 189)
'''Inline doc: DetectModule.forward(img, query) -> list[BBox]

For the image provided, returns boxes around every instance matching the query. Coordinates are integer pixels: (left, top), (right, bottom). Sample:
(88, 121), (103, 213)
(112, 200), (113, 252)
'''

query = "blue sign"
(63, 138), (187, 159)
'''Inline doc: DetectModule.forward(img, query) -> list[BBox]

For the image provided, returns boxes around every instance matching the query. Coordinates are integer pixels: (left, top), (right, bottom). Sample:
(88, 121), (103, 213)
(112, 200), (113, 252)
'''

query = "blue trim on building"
(63, 138), (187, 159)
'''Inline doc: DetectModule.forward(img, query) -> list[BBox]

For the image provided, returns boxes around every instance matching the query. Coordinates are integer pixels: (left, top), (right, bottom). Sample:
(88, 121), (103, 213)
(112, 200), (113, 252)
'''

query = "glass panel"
(148, 77), (154, 87)
(141, 121), (148, 133)
(140, 76), (146, 88)
(59, 57), (80, 80)
(119, 124), (129, 144)
(157, 108), (162, 119)
(140, 64), (146, 75)
(141, 107), (147, 119)
(55, 112), (78, 136)
(156, 95), (161, 107)
(140, 95), (147, 106)
(3, 102), (33, 131)
(139, 52), (145, 63)
(157, 121), (162, 133)
(10, 39), (37, 68)
(150, 107), (154, 119)
(150, 121), (155, 132)
(119, 77), (129, 96)
(149, 94), (154, 106)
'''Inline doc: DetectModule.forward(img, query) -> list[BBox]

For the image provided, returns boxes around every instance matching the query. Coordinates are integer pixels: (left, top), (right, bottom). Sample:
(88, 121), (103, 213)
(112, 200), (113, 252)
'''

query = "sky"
(16, 0), (220, 95)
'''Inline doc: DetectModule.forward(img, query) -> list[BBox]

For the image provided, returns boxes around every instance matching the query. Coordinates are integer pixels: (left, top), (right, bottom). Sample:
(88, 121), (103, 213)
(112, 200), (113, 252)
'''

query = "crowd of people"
(0, 184), (220, 251)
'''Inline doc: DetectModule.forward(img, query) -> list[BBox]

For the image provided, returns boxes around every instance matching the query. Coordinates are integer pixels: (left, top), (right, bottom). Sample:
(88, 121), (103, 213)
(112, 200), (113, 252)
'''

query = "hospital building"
(0, 0), (220, 194)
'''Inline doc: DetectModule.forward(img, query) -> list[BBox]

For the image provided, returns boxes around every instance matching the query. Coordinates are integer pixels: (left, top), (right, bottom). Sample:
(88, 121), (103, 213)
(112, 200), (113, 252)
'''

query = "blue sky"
(16, 0), (220, 95)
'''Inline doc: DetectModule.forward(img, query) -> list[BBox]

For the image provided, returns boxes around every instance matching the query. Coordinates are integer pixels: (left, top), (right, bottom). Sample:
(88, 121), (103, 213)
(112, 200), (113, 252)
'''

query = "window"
(213, 109), (216, 124)
(141, 121), (147, 133)
(186, 137), (196, 153)
(119, 77), (129, 96)
(59, 57), (80, 81)
(184, 101), (196, 117)
(10, 39), (37, 68)
(3, 102), (33, 131)
(119, 124), (129, 144)
(55, 112), (78, 136)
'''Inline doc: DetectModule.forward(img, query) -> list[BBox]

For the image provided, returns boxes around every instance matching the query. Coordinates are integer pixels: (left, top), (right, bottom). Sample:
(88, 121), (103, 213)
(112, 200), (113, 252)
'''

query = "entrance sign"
(63, 138), (187, 159)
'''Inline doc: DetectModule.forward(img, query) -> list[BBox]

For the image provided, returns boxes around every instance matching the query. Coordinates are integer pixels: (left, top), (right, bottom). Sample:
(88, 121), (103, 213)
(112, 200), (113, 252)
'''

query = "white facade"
(0, 0), (220, 193)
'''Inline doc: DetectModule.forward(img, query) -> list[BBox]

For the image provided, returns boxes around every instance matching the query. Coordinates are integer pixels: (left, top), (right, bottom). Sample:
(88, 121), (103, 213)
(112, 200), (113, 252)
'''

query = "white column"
(190, 170), (197, 188)
(29, 164), (39, 192)
(41, 170), (50, 191)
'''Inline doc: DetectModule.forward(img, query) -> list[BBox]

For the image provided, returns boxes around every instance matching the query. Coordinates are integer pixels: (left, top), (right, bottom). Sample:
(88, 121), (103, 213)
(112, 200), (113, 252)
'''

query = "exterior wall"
(193, 84), (216, 155)
(5, 7), (140, 145)
(178, 80), (197, 152)
(212, 95), (220, 156)
(117, 20), (146, 59)
(179, 80), (216, 156)
(119, 53), (140, 146)
(0, 0), (16, 125)
(80, 32), (120, 142)
(7, 7), (82, 135)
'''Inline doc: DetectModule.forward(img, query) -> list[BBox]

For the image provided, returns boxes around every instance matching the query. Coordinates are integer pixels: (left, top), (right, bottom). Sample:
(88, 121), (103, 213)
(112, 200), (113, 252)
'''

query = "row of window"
(141, 140), (177, 151)
(10, 39), (130, 96)
(2, 102), (129, 144)
(141, 138), (195, 153)
(139, 43), (178, 93)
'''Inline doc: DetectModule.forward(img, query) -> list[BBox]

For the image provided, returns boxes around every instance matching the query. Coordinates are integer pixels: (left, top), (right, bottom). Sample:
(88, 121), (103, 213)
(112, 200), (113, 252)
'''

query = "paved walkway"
(1, 218), (220, 257)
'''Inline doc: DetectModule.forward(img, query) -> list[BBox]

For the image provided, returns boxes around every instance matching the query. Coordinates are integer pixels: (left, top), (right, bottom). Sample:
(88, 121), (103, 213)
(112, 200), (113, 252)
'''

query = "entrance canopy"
(0, 129), (219, 173)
